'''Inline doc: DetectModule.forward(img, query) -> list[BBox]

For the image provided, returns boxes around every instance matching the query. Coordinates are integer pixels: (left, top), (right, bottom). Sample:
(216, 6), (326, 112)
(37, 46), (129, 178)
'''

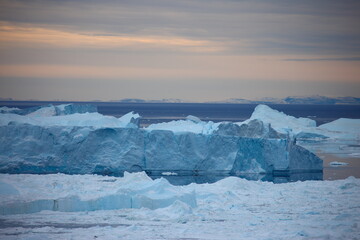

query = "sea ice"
(0, 172), (196, 215)
(0, 173), (359, 240)
(329, 161), (349, 166)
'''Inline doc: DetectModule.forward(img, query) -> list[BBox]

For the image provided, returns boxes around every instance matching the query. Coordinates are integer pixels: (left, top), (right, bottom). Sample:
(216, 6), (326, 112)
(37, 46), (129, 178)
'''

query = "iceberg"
(245, 104), (317, 135)
(0, 108), (140, 129)
(0, 103), (323, 176)
(245, 104), (360, 141)
(317, 118), (360, 140)
(0, 172), (196, 215)
(0, 125), (322, 176)
(0, 103), (97, 116)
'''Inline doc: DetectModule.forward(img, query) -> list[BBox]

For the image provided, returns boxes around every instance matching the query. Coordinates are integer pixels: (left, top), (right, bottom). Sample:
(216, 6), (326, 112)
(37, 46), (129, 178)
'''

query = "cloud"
(1, 54), (359, 83)
(284, 57), (360, 62)
(1, 1), (359, 55)
(0, 22), (225, 53)
(1, 0), (360, 101)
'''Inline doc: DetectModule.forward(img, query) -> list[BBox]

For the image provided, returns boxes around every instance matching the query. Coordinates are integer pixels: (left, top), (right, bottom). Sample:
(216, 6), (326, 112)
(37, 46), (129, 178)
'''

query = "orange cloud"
(0, 56), (359, 83)
(0, 22), (224, 52)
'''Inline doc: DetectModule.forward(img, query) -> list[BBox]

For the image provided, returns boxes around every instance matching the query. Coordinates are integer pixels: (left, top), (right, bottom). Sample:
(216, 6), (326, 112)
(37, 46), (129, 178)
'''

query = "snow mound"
(247, 104), (316, 135)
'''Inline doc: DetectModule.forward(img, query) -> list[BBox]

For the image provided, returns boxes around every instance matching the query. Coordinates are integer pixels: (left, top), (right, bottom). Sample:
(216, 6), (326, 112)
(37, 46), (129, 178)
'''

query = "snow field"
(0, 172), (359, 239)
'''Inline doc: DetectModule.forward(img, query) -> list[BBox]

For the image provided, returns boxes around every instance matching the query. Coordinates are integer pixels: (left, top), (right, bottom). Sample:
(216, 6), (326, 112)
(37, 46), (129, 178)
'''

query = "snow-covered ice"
(0, 121), (322, 175)
(0, 172), (196, 215)
(245, 104), (317, 134)
(145, 116), (221, 134)
(0, 103), (324, 175)
(0, 172), (359, 240)
(0, 107), (140, 129)
(242, 104), (360, 141)
(235, 105), (360, 166)
(0, 103), (359, 239)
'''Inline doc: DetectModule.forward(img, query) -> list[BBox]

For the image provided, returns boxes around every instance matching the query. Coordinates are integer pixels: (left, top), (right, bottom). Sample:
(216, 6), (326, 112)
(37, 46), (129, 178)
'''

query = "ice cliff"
(0, 104), (323, 176)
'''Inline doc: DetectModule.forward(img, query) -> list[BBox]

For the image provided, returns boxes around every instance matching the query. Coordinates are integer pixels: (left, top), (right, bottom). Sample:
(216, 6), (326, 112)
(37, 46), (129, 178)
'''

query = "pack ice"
(0, 103), (323, 176)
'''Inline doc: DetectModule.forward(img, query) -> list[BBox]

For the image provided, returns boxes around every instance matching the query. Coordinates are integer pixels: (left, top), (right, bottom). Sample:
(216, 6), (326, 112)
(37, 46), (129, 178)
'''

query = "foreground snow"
(0, 172), (359, 240)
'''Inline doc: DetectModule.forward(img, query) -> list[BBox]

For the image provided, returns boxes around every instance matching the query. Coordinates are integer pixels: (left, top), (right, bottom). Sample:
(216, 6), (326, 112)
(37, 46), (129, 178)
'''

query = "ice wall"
(0, 123), (322, 175)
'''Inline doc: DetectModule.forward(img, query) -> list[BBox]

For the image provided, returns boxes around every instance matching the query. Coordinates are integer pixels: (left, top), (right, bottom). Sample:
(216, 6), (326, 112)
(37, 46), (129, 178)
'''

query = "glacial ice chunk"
(0, 172), (196, 215)
(0, 124), (322, 175)
(247, 104), (316, 135)
(0, 103), (323, 176)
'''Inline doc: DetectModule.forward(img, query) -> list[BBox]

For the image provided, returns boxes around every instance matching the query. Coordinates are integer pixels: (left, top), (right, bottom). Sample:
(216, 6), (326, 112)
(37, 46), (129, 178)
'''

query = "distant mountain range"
(1, 96), (360, 105)
(114, 96), (360, 105)
(213, 96), (360, 105)
(110, 98), (184, 103)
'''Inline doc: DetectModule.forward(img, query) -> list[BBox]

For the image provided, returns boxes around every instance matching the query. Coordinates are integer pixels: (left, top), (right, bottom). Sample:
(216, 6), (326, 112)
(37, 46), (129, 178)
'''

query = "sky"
(0, 0), (360, 102)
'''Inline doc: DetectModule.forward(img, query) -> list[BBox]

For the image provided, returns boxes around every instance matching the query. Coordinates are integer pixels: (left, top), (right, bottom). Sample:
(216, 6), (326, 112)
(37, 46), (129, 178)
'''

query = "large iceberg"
(0, 104), (322, 176)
